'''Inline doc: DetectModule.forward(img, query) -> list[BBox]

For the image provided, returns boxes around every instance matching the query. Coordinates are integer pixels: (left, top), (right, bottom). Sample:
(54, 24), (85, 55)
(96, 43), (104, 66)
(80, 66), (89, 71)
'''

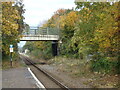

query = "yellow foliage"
(2, 2), (21, 55)
(93, 2), (119, 53)
(59, 11), (79, 30)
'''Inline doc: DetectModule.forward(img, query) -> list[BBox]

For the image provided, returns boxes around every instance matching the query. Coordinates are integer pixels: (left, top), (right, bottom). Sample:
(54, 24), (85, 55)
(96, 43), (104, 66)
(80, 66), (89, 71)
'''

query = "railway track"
(20, 54), (70, 90)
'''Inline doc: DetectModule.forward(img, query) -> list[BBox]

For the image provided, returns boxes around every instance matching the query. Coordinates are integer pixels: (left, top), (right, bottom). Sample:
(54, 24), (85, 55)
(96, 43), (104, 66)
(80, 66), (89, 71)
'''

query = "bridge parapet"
(21, 27), (60, 41)
(22, 27), (59, 35)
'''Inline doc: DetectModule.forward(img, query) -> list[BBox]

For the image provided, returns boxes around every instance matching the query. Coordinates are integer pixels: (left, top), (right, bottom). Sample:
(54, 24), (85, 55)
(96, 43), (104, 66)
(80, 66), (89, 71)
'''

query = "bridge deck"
(20, 35), (59, 41)
(20, 27), (60, 41)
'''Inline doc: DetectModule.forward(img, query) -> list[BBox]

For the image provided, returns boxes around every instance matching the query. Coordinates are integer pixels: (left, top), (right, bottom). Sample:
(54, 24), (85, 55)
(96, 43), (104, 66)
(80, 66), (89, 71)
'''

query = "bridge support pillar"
(52, 41), (58, 56)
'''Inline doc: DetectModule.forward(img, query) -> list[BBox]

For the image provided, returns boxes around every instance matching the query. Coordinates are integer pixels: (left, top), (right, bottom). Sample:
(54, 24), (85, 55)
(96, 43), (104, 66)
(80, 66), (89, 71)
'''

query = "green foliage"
(91, 56), (120, 74)
(23, 41), (52, 60)
(72, 2), (119, 73)
(22, 41), (34, 52)
(115, 56), (120, 74)
(91, 57), (112, 73)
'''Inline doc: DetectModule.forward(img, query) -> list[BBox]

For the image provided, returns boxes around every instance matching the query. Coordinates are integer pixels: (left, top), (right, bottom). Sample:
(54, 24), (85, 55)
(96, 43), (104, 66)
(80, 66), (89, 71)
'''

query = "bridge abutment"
(52, 41), (58, 56)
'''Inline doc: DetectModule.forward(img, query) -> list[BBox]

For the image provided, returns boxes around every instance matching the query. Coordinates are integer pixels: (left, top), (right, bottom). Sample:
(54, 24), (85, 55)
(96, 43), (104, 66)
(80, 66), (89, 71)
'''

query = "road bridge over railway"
(20, 27), (59, 41)
(20, 26), (60, 56)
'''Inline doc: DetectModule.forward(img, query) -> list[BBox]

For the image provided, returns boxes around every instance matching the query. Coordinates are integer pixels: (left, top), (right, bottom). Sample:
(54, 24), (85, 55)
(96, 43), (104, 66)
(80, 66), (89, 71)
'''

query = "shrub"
(91, 57), (112, 73)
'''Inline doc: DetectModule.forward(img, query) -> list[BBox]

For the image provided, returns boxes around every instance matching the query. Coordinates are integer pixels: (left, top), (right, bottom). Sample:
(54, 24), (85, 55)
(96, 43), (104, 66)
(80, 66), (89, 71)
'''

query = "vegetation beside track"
(2, 53), (23, 69)
(48, 56), (120, 88)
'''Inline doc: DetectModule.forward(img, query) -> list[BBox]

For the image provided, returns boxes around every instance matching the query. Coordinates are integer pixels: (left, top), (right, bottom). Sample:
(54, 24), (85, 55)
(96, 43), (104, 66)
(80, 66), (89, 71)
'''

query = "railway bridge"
(20, 27), (60, 56)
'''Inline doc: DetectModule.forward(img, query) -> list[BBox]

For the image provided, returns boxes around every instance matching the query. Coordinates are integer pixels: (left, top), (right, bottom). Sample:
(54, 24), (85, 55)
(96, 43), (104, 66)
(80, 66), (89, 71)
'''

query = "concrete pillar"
(52, 40), (58, 56)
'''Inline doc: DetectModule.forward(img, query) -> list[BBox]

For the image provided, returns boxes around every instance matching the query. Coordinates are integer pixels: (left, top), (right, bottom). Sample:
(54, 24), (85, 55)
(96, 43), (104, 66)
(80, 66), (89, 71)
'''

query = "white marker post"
(10, 45), (13, 67)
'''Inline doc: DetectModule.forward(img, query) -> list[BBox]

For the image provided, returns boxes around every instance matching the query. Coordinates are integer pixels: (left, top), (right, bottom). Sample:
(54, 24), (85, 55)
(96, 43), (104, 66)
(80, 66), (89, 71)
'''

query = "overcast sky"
(23, 0), (76, 27)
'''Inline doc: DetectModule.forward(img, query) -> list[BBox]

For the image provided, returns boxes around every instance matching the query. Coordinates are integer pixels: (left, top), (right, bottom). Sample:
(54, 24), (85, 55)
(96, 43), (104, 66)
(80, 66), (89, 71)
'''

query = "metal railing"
(22, 27), (59, 36)
(21, 27), (60, 41)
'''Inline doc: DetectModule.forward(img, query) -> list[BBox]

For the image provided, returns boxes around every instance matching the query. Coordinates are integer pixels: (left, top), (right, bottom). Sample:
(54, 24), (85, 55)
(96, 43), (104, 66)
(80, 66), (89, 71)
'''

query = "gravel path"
(2, 67), (38, 88)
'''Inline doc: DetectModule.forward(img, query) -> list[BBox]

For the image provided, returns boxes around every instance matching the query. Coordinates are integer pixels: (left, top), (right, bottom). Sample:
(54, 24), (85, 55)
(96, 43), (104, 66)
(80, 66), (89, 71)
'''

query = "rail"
(21, 55), (70, 90)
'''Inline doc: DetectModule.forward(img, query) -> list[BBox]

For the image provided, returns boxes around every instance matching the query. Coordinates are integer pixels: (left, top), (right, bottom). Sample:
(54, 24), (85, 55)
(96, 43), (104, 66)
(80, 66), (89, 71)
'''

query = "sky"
(18, 0), (76, 47)
(23, 0), (76, 26)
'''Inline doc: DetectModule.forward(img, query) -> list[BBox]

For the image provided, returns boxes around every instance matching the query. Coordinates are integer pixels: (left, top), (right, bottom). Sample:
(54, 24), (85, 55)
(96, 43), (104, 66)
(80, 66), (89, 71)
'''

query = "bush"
(91, 57), (112, 73)
(115, 56), (120, 74)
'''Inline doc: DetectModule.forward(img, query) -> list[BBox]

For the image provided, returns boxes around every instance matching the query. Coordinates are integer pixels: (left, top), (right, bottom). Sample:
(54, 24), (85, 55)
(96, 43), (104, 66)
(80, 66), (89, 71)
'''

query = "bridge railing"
(22, 27), (59, 36)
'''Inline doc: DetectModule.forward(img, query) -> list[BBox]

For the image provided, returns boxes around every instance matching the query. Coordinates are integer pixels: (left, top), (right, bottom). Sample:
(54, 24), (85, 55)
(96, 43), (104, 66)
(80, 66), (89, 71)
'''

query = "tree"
(73, 2), (120, 73)
(23, 23), (30, 35)
(0, 2), (2, 56)
(2, 1), (25, 58)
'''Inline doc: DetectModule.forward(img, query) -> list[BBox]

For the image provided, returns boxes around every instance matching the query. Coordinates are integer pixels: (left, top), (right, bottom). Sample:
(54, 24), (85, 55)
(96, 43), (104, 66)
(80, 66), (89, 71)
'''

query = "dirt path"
(2, 67), (38, 88)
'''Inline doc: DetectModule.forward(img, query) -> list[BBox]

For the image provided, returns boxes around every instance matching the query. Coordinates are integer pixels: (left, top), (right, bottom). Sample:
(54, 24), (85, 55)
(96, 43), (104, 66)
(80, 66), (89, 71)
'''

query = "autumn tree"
(2, 1), (25, 58)
(0, 2), (2, 54)
(14, 0), (25, 34)
(73, 2), (120, 73)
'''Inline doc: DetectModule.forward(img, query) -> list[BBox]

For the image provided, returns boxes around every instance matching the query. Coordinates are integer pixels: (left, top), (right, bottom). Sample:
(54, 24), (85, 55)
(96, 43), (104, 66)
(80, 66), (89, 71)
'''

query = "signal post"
(9, 45), (13, 67)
